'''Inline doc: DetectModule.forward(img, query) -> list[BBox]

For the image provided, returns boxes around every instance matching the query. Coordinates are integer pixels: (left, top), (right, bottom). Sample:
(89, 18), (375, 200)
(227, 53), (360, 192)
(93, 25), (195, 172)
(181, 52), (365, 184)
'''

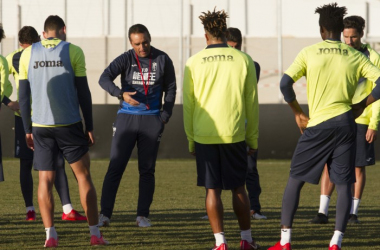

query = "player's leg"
(330, 183), (351, 248)
(56, 122), (107, 245)
(270, 123), (335, 250)
(54, 153), (86, 221)
(348, 123), (374, 223)
(328, 113), (356, 249)
(246, 150), (266, 219)
(232, 185), (261, 249)
(100, 114), (137, 226)
(33, 127), (59, 247)
(20, 159), (35, 220)
(221, 142), (260, 249)
(135, 115), (164, 227)
(69, 153), (97, 224)
(352, 166), (366, 200)
(200, 189), (209, 219)
(38, 170), (56, 227)
(15, 115), (36, 219)
(195, 142), (228, 249)
(309, 164), (335, 224)
(69, 153), (108, 245)
(270, 176), (305, 250)
(207, 188), (224, 236)
(348, 166), (365, 223)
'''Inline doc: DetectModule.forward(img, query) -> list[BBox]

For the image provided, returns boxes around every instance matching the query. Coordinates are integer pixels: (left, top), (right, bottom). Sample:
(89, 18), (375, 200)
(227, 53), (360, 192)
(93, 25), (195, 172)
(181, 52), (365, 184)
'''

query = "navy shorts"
(14, 115), (34, 160)
(195, 141), (247, 190)
(355, 124), (375, 167)
(32, 122), (88, 171)
(290, 111), (356, 185)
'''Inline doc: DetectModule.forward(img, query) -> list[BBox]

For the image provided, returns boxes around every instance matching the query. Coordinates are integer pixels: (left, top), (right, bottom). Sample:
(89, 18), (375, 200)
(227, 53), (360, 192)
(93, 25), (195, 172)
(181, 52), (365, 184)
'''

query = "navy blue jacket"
(99, 46), (177, 123)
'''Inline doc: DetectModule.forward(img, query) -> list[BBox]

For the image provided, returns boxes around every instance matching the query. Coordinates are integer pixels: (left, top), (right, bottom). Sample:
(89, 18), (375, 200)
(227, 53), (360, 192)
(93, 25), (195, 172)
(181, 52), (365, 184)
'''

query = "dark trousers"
(100, 113), (164, 218)
(246, 150), (262, 212)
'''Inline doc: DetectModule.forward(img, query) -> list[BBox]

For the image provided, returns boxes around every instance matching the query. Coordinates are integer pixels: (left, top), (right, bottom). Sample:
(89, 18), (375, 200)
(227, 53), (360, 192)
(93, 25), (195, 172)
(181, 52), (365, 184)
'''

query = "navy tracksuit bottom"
(246, 150), (262, 212)
(100, 113), (164, 218)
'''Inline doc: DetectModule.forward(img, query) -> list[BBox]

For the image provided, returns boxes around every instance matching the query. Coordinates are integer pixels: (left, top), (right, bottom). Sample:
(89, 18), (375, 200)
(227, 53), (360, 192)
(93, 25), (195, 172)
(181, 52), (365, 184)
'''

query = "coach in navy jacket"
(98, 24), (176, 228)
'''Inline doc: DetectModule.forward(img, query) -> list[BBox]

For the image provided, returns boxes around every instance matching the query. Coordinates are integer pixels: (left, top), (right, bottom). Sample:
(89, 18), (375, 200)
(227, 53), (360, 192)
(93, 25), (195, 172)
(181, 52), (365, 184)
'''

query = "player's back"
(19, 38), (82, 126)
(286, 40), (379, 127)
(184, 44), (257, 144)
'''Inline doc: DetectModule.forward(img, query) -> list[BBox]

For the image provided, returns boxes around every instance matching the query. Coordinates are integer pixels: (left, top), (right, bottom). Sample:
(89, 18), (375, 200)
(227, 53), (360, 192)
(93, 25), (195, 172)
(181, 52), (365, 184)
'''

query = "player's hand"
(122, 91), (140, 106)
(25, 133), (34, 151)
(247, 148), (257, 156)
(86, 131), (95, 147)
(159, 115), (167, 125)
(190, 151), (196, 156)
(295, 112), (309, 134)
(366, 129), (377, 143)
(7, 101), (20, 115)
(351, 99), (367, 119)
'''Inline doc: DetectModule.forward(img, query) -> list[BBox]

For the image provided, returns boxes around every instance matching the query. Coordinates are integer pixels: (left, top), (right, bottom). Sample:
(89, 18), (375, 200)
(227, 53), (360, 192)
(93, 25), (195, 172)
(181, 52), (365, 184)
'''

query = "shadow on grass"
(0, 206), (379, 249)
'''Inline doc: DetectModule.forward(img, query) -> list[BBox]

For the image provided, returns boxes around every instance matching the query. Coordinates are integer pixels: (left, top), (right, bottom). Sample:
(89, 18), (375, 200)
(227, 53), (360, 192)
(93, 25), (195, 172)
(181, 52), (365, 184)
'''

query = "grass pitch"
(0, 159), (379, 249)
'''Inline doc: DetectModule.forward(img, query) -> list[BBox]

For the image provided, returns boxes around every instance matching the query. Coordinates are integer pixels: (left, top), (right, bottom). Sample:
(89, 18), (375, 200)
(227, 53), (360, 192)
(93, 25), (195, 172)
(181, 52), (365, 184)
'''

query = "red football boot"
(26, 210), (36, 221)
(212, 243), (228, 250)
(62, 209), (87, 221)
(240, 239), (260, 249)
(268, 241), (291, 250)
(329, 245), (341, 250)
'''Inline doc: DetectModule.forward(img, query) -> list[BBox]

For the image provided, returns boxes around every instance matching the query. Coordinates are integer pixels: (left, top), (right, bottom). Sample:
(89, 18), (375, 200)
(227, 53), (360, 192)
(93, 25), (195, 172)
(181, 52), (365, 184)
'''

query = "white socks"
(350, 197), (360, 215)
(318, 195), (331, 216)
(26, 206), (35, 213)
(330, 230), (344, 247)
(280, 228), (292, 245)
(62, 204), (74, 214)
(241, 229), (253, 243)
(45, 227), (58, 240)
(89, 225), (101, 238)
(214, 232), (226, 246)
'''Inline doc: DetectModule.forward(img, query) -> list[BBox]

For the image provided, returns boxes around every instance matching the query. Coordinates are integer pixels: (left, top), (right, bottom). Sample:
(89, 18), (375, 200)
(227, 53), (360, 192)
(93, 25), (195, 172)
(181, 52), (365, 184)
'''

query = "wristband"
(118, 90), (124, 100)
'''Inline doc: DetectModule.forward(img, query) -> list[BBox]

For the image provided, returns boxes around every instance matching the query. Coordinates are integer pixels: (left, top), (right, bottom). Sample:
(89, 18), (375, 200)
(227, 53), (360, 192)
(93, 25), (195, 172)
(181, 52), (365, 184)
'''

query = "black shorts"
(355, 124), (375, 167)
(290, 111), (356, 185)
(32, 122), (88, 171)
(195, 141), (247, 190)
(14, 115), (34, 160)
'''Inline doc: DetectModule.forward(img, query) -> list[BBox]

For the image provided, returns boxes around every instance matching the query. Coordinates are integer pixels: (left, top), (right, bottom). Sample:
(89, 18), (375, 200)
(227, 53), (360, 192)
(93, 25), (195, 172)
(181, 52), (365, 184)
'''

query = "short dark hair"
(44, 15), (65, 32)
(227, 27), (242, 46)
(128, 24), (151, 41)
(19, 26), (40, 44)
(0, 23), (5, 43)
(199, 8), (228, 40)
(315, 2), (347, 33)
(343, 16), (365, 33)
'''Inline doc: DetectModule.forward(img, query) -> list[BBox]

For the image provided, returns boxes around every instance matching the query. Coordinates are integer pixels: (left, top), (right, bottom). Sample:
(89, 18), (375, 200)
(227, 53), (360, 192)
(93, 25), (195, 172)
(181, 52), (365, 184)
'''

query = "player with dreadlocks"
(183, 8), (260, 250)
(268, 3), (380, 250)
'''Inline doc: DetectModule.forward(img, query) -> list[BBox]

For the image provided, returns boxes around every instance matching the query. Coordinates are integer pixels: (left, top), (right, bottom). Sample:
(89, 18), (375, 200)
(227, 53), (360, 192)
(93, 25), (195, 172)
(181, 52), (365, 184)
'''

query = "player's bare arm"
(280, 74), (309, 134)
(288, 100), (309, 134)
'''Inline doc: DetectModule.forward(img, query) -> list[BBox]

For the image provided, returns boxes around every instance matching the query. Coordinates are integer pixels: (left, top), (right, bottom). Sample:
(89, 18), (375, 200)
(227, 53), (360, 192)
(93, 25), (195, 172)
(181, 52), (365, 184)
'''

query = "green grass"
(0, 159), (379, 249)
